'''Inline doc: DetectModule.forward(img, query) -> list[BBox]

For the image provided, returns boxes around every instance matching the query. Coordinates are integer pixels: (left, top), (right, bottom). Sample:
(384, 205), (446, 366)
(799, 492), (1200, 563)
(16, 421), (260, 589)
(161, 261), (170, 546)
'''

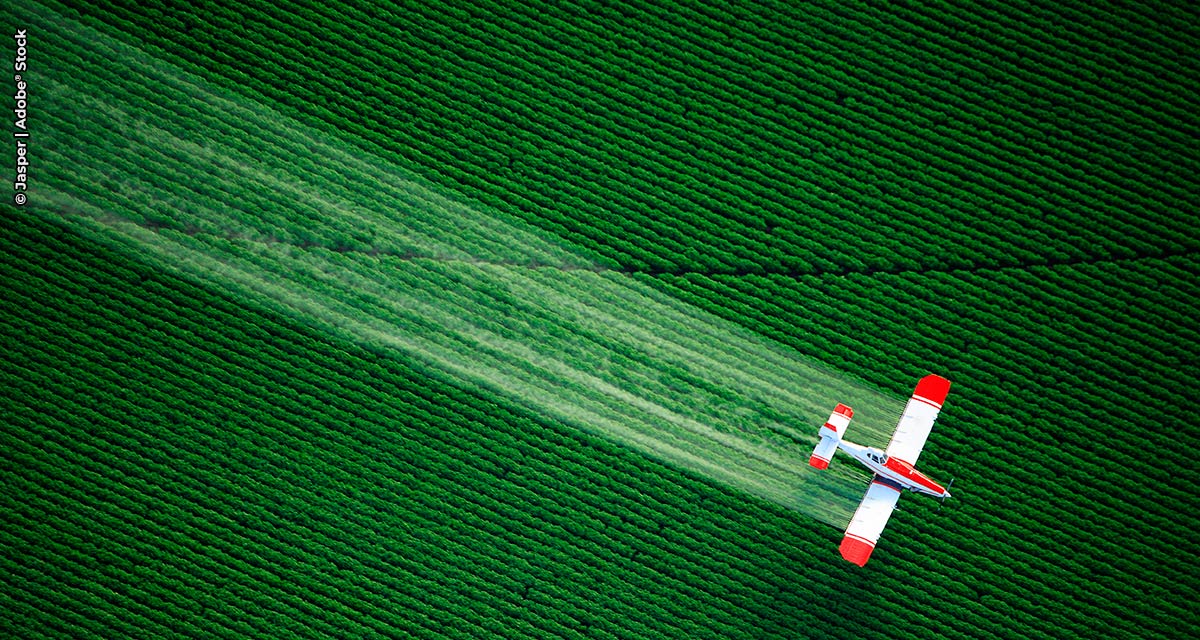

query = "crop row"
(32, 32), (1175, 298)
(27, 75), (1193, 640)
(20, 190), (1138, 640)
(16, 192), (1190, 633)
(15, 1), (1200, 637)
(649, 261), (1198, 632)
(31, 44), (890, 518)
(48, 0), (1198, 278)
(5, 212), (866, 639)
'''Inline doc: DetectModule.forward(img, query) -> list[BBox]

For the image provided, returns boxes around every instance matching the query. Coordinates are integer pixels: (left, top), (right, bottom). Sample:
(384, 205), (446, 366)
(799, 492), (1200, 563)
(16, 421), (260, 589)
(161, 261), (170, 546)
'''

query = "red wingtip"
(914, 375), (951, 406)
(809, 455), (829, 470)
(839, 536), (875, 567)
(833, 403), (853, 418)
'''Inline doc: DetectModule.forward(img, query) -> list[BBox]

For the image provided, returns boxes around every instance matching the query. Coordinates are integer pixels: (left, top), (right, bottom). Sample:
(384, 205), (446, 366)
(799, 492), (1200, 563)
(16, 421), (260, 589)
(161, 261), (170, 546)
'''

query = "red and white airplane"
(809, 374), (953, 566)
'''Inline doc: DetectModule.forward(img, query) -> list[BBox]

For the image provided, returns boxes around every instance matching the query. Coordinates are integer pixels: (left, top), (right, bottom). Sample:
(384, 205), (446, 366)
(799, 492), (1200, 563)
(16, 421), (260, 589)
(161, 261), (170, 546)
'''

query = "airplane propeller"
(938, 477), (955, 512)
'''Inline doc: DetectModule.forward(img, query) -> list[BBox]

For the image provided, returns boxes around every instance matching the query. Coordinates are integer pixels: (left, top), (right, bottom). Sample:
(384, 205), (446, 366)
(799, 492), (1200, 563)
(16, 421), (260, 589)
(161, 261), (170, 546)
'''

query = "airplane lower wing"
(885, 374), (951, 465)
(839, 477), (903, 566)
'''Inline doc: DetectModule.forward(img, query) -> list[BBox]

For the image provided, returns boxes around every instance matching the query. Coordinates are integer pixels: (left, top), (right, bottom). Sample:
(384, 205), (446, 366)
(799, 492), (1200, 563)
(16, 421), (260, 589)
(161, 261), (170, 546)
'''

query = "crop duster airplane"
(809, 374), (953, 566)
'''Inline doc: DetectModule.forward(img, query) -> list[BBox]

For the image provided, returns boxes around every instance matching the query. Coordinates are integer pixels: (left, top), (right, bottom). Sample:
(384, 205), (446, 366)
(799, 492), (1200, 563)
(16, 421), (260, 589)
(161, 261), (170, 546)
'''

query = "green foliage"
(4, 0), (1200, 639)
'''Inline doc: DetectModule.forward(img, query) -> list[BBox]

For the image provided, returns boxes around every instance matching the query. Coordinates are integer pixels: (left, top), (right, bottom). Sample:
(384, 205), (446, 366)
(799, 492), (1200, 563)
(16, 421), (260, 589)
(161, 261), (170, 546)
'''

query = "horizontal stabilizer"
(823, 403), (853, 438)
(810, 404), (852, 469)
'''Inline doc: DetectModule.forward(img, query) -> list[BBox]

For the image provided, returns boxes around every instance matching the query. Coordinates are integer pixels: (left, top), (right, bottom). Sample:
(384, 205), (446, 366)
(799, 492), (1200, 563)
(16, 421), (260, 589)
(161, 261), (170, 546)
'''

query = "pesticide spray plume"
(34, 7), (909, 530)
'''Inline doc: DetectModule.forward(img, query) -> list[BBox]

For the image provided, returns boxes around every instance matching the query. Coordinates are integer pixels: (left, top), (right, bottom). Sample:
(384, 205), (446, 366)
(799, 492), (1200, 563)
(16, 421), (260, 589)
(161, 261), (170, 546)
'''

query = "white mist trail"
(32, 5), (907, 528)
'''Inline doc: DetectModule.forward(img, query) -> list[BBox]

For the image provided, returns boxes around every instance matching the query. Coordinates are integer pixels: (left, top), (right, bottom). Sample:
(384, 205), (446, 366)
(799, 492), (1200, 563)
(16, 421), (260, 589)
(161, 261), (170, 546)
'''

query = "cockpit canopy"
(867, 450), (889, 464)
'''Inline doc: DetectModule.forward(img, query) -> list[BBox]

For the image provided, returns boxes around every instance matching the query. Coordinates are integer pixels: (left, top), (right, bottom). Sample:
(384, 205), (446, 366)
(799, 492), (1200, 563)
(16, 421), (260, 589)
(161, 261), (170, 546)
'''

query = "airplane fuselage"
(838, 440), (950, 498)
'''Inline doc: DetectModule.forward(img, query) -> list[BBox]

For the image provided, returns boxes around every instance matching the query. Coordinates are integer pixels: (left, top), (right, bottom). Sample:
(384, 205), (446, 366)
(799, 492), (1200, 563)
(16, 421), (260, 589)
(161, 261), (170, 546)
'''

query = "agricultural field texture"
(2, 1), (1198, 639)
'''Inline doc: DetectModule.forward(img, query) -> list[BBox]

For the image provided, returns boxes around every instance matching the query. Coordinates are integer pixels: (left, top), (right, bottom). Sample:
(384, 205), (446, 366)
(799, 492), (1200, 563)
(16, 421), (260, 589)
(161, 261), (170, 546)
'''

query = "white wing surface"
(839, 478), (902, 566)
(885, 374), (951, 466)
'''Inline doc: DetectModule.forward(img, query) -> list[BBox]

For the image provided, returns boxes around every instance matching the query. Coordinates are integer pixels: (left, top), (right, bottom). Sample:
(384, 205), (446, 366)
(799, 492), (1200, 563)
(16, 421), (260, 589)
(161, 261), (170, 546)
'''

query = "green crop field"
(3, 1), (1198, 638)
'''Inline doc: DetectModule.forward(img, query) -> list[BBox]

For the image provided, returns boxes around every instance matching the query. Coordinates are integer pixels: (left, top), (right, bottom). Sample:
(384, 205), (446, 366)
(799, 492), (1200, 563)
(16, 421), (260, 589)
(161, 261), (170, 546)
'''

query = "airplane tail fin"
(809, 403), (853, 469)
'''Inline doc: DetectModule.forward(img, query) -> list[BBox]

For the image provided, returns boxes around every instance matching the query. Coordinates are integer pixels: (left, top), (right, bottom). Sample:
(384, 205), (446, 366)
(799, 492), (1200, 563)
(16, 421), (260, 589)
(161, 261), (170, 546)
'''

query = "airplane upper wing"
(885, 374), (951, 466)
(840, 477), (903, 566)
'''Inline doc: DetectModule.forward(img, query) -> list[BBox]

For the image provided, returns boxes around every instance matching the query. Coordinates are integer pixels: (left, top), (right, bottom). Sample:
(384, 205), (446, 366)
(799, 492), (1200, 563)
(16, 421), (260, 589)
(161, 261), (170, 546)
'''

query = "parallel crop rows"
(66, 0), (1199, 274)
(30, 2), (907, 526)
(653, 259), (1200, 628)
(3, 212), (842, 640)
(6, 0), (1199, 639)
